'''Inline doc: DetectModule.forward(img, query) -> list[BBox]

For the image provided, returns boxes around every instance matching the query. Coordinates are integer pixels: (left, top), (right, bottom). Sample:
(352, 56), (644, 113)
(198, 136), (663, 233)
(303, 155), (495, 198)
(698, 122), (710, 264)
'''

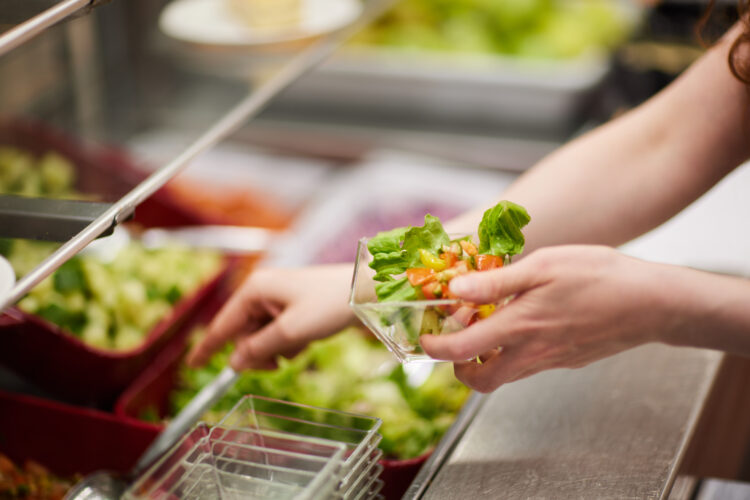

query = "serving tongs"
(64, 366), (238, 500)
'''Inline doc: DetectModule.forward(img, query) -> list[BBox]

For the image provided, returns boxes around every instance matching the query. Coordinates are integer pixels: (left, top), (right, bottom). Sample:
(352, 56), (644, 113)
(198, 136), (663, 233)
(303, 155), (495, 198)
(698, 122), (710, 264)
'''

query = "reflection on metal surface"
(0, 0), (89, 57)
(0, 195), (114, 241)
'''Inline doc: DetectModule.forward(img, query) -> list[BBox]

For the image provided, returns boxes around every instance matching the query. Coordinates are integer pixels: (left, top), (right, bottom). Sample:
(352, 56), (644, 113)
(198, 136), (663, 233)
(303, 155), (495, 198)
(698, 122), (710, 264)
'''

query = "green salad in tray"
(170, 328), (471, 460)
(350, 201), (530, 362)
(351, 0), (634, 60)
(0, 146), (222, 351)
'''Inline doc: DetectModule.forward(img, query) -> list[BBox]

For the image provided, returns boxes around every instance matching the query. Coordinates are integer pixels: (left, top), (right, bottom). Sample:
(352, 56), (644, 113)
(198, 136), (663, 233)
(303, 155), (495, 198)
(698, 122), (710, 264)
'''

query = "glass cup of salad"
(350, 201), (529, 363)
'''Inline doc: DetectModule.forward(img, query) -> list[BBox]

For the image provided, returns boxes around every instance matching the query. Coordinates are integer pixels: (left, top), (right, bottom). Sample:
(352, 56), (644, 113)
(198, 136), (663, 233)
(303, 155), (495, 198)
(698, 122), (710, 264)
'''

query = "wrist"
(652, 263), (750, 353)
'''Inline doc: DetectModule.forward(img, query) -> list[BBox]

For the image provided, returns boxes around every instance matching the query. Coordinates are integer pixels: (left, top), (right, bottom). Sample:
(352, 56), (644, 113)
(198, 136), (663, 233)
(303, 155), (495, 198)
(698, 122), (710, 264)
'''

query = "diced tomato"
(449, 306), (478, 327)
(475, 254), (504, 271)
(442, 281), (457, 300)
(440, 251), (458, 268)
(421, 281), (442, 300)
(406, 267), (435, 286)
(459, 240), (478, 256)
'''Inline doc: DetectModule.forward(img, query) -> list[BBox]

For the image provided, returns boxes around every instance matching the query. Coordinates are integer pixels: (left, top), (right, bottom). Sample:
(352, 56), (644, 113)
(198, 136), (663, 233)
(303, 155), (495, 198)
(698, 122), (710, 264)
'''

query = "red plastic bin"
(0, 389), (160, 478)
(0, 119), (236, 405)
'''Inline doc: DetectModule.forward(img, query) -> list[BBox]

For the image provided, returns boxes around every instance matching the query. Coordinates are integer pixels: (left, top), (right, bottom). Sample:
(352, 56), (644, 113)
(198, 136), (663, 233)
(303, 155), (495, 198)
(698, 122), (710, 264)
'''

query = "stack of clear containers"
(124, 395), (384, 500)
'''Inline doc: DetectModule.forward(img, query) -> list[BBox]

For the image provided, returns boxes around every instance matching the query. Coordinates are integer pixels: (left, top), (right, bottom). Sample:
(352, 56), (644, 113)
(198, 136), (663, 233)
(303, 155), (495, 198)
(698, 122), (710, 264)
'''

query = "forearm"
(448, 25), (750, 253)
(655, 264), (750, 356)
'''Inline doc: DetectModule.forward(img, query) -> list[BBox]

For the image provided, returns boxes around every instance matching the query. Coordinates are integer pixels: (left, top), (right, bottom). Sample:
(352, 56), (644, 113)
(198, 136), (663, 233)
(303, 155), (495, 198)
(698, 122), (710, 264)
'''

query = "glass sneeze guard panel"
(0, 0), (394, 312)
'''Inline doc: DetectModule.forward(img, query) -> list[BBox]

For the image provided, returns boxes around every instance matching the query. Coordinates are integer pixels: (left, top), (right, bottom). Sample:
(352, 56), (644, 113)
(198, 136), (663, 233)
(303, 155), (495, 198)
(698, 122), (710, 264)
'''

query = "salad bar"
(2, 1), (750, 499)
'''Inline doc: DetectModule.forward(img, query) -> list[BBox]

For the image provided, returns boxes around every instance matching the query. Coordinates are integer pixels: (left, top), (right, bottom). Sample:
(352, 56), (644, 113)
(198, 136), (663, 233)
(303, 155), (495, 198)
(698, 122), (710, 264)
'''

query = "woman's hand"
(187, 264), (355, 371)
(420, 245), (691, 393)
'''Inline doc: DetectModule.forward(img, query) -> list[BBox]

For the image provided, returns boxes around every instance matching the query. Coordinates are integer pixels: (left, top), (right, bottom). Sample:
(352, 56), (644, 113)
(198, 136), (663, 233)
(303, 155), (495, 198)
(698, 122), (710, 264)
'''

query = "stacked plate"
(124, 395), (384, 500)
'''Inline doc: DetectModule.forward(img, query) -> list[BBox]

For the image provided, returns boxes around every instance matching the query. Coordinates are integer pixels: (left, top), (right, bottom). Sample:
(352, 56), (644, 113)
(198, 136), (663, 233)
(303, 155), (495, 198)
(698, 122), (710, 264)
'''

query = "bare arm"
(447, 25), (750, 252)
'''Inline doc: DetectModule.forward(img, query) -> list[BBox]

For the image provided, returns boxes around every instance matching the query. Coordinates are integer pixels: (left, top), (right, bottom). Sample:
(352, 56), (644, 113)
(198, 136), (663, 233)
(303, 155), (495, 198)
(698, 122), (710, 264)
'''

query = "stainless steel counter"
(419, 345), (723, 499)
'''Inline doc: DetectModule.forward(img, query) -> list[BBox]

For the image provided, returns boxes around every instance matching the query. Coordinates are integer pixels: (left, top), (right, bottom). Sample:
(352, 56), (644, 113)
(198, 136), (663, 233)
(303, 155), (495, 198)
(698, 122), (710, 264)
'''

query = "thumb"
(449, 260), (535, 303)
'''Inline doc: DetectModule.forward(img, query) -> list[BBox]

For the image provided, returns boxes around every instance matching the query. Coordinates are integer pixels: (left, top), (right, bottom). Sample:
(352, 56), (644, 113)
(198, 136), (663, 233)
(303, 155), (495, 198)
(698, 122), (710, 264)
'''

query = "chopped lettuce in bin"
(0, 145), (223, 351)
(2, 240), (222, 351)
(169, 328), (471, 460)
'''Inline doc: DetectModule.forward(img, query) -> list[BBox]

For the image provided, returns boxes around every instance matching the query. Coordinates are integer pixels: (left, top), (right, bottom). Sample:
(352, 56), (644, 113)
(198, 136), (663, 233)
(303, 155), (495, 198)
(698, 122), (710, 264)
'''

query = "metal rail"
(0, 0), (394, 312)
(0, 0), (91, 58)
(403, 392), (487, 499)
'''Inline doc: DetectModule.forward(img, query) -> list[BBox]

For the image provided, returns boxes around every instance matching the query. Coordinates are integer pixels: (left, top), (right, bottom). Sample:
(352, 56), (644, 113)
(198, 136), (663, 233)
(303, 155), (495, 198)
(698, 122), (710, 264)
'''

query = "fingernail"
(449, 276), (472, 295)
(229, 351), (244, 369)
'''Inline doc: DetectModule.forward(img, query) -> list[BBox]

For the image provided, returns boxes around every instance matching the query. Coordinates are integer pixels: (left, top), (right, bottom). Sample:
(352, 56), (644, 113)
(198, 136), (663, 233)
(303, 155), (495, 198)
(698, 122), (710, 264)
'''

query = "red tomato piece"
(421, 281), (442, 299)
(440, 251), (458, 268)
(475, 254), (504, 271)
(449, 305), (478, 327)
(406, 267), (435, 286)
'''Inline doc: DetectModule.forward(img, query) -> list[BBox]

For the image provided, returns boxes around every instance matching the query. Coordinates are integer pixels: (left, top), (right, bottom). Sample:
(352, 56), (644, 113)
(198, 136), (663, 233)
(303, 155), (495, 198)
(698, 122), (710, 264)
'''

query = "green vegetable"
(374, 277), (418, 302)
(12, 242), (222, 350)
(53, 257), (87, 294)
(367, 214), (450, 283)
(402, 214), (450, 267)
(477, 200), (530, 257)
(367, 226), (409, 255)
(370, 251), (410, 282)
(170, 328), (471, 459)
(0, 145), (223, 351)
(351, 0), (633, 60)
(0, 238), (14, 256)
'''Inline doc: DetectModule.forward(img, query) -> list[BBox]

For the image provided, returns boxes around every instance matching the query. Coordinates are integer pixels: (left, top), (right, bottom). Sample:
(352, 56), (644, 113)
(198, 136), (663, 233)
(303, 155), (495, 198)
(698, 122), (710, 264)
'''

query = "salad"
(0, 145), (223, 351)
(351, 0), (634, 60)
(352, 201), (529, 360)
(165, 328), (471, 460)
(0, 453), (79, 500)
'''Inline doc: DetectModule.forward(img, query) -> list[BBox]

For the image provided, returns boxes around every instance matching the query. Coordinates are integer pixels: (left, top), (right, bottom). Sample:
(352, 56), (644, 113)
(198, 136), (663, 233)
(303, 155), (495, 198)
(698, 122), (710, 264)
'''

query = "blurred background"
(1, 1), (748, 499)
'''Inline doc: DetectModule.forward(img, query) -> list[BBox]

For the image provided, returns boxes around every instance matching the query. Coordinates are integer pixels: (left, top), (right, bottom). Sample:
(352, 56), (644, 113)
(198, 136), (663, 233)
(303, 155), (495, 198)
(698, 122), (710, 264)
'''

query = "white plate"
(159, 0), (362, 46)
(0, 255), (15, 306)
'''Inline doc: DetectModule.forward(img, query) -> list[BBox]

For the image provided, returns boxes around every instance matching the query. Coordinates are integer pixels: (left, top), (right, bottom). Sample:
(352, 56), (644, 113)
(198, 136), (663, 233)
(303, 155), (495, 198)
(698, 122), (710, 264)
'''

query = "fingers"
(186, 283), (272, 367)
(228, 313), (306, 371)
(449, 259), (539, 304)
(420, 304), (525, 361)
(453, 346), (536, 393)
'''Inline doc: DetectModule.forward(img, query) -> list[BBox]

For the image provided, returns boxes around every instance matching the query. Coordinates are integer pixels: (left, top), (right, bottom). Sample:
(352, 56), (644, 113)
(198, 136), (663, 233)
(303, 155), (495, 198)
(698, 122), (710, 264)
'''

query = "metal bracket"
(0, 195), (125, 242)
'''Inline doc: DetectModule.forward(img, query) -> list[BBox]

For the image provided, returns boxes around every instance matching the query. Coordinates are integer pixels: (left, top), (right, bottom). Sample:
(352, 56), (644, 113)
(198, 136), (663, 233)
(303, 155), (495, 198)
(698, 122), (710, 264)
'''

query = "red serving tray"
(0, 389), (160, 477)
(0, 119), (237, 405)
(114, 332), (429, 500)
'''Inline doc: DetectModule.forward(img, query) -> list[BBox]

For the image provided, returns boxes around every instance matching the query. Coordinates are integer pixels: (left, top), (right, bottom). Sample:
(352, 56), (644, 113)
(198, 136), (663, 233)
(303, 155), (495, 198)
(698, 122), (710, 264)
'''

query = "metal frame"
(0, 0), (94, 58)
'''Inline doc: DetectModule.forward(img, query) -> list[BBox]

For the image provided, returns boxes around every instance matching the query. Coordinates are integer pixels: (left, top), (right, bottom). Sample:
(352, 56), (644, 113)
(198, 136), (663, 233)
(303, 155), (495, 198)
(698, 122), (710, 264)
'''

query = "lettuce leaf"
(367, 226), (408, 255)
(375, 277), (418, 302)
(477, 200), (530, 257)
(367, 215), (449, 282)
(402, 215), (450, 268)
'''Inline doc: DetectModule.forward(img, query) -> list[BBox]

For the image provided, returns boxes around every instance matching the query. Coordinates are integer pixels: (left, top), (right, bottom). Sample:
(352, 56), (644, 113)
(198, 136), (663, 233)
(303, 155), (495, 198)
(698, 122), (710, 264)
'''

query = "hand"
(187, 264), (355, 371)
(420, 245), (687, 393)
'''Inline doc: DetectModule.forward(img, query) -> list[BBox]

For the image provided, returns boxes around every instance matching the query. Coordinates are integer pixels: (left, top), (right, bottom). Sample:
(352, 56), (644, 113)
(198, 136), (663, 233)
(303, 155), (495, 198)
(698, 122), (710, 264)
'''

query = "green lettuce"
(367, 214), (450, 284)
(374, 277), (418, 302)
(477, 201), (530, 257)
(401, 214), (450, 268)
